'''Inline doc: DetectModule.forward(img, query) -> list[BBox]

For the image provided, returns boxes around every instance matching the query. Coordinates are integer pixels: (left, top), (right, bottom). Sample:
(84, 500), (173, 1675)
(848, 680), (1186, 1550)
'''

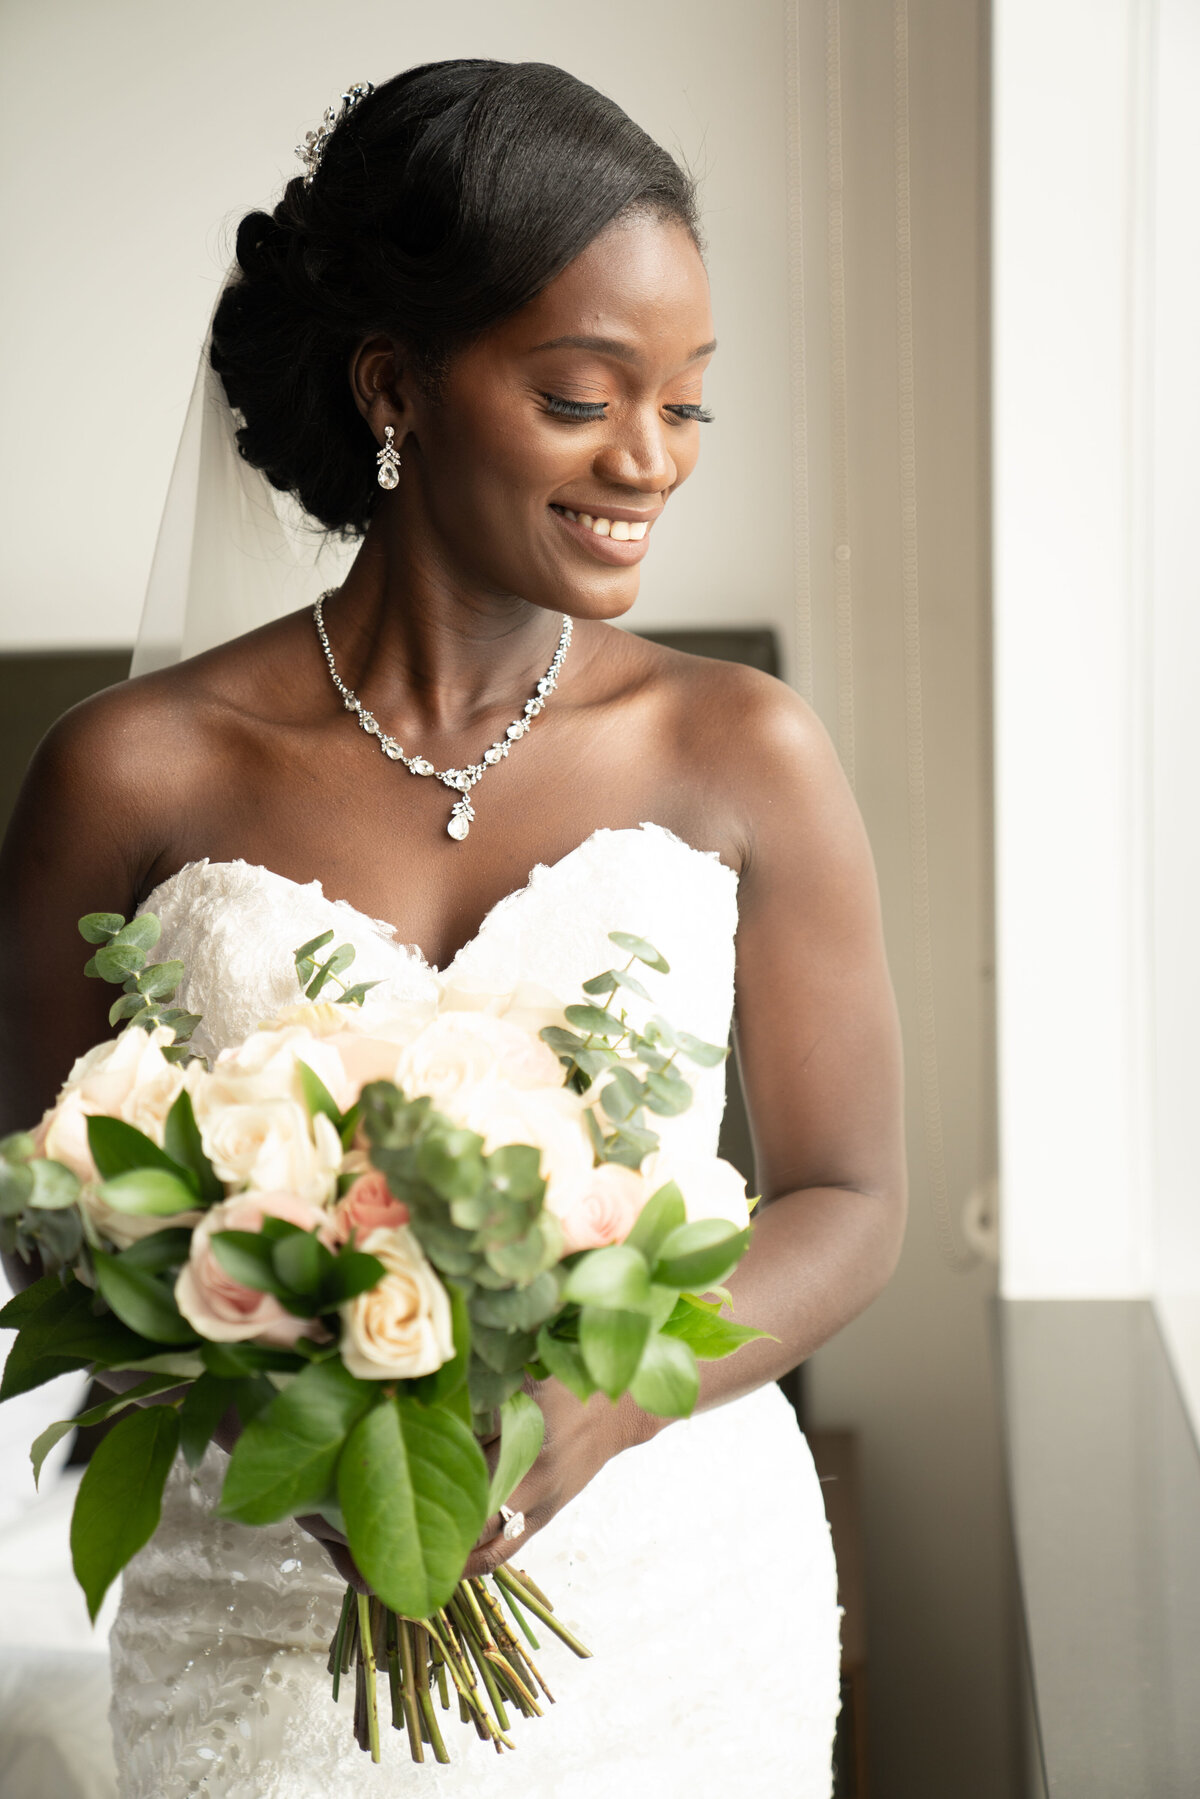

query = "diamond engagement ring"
(499, 1505), (526, 1542)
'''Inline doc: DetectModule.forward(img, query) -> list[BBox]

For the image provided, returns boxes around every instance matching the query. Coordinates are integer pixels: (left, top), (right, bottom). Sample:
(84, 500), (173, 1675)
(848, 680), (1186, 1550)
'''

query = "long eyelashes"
(541, 393), (714, 425)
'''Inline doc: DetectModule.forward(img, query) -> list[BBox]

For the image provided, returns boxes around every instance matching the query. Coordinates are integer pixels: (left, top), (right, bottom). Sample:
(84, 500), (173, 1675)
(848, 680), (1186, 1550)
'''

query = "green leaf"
(208, 1230), (288, 1297)
(162, 1089), (223, 1206)
(79, 911), (125, 945)
(564, 1244), (651, 1311)
(675, 1030), (729, 1068)
(200, 1341), (299, 1379)
(113, 914), (162, 953)
(623, 1182), (687, 1264)
(0, 1281), (145, 1399)
(92, 1249), (199, 1345)
(661, 1295), (773, 1360)
(96, 1167), (198, 1217)
(219, 1359), (378, 1525)
(338, 981), (382, 1008)
(70, 1405), (180, 1621)
(179, 1372), (239, 1469)
(408, 1283), (471, 1406)
(94, 943), (146, 982)
(338, 1395), (489, 1617)
(109, 991), (149, 1027)
(117, 1228), (195, 1274)
(642, 1068), (694, 1117)
(485, 1144), (545, 1203)
(653, 1221), (752, 1292)
(297, 1060), (342, 1131)
(535, 1327), (597, 1403)
(272, 1228), (326, 1299)
(136, 959), (184, 1000)
(539, 1026), (586, 1058)
(293, 929), (334, 964)
(600, 1065), (646, 1123)
(629, 1331), (700, 1417)
(0, 1158), (34, 1217)
(416, 1131), (486, 1201)
(582, 967), (652, 1002)
(31, 1375), (180, 1487)
(471, 1323), (537, 1375)
(0, 1269), (61, 1328)
(469, 1271), (561, 1332)
(607, 931), (669, 974)
(578, 1306), (651, 1399)
(86, 1116), (188, 1183)
(564, 1003), (625, 1039)
(28, 1158), (80, 1210)
(318, 1249), (385, 1308)
(487, 1389), (545, 1514)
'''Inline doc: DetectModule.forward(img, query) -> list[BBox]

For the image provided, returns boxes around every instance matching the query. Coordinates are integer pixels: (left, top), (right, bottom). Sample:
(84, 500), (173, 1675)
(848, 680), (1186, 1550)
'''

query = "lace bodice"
(136, 821), (740, 1158)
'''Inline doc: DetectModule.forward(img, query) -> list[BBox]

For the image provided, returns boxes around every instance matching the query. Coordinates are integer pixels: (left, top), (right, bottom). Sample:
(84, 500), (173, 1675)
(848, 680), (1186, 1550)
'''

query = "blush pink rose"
(175, 1191), (338, 1348)
(329, 1170), (410, 1246)
(547, 1162), (648, 1254)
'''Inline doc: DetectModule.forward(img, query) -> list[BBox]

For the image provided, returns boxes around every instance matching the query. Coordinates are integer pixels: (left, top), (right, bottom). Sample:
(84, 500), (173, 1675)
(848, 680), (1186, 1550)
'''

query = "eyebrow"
(526, 333), (718, 365)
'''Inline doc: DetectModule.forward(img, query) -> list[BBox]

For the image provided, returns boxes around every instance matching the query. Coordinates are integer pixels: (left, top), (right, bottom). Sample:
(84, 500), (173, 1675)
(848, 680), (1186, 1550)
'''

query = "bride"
(0, 59), (905, 1798)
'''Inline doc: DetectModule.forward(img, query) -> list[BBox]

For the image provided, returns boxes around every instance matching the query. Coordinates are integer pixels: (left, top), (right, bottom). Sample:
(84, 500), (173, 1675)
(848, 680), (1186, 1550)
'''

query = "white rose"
(204, 1025), (356, 1113)
(40, 1024), (186, 1186)
(450, 1079), (594, 1211)
(192, 1093), (342, 1205)
(339, 1225), (455, 1380)
(437, 973), (570, 1040)
(394, 1014), (563, 1107)
(640, 1150), (752, 1232)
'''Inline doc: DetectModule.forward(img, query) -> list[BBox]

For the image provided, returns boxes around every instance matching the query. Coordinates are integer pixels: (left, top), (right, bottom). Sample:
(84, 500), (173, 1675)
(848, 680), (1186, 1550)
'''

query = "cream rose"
(547, 1161), (648, 1254)
(203, 1024), (356, 1113)
(394, 1013), (564, 1108)
(39, 1024), (185, 1185)
(640, 1151), (752, 1232)
(450, 1081), (593, 1212)
(192, 1093), (342, 1205)
(261, 999), (436, 1103)
(175, 1191), (337, 1347)
(437, 973), (569, 1041)
(339, 1225), (454, 1380)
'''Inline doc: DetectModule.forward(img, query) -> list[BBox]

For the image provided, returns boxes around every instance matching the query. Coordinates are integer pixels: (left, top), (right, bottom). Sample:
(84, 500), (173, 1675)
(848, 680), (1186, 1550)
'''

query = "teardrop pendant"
(447, 814), (470, 841)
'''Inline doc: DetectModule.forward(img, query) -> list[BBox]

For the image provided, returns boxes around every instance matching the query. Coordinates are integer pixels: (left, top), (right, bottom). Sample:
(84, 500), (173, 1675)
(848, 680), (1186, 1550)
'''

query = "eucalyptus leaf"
(293, 929), (335, 964)
(675, 1030), (729, 1068)
(219, 1359), (378, 1525)
(582, 967), (652, 1002)
(0, 1159), (34, 1216)
(487, 1389), (545, 1514)
(642, 1067), (694, 1117)
(112, 914), (162, 953)
(564, 1003), (625, 1039)
(337, 1394), (489, 1617)
(70, 1405), (180, 1621)
(136, 959), (185, 1000)
(108, 992), (149, 1027)
(78, 911), (125, 945)
(95, 943), (146, 982)
(469, 1271), (561, 1332)
(607, 930), (669, 974)
(600, 1065), (646, 1123)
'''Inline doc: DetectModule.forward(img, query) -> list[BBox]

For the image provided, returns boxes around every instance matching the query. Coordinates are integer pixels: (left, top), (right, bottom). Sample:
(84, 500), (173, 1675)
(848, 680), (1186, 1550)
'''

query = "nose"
(591, 405), (678, 496)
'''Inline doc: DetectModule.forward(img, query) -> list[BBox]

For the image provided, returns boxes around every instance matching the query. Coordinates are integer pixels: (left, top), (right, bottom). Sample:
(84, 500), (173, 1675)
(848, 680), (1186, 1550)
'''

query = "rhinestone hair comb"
(294, 81), (374, 187)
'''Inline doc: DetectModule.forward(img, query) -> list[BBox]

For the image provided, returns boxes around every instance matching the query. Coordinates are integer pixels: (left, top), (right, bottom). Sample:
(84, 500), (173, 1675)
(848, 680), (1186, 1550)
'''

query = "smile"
(549, 504), (654, 565)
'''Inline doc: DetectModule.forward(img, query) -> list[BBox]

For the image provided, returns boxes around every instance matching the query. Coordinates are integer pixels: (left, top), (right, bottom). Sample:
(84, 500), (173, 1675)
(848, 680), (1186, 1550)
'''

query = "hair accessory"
(313, 589), (573, 841)
(376, 425), (401, 491)
(295, 81), (374, 187)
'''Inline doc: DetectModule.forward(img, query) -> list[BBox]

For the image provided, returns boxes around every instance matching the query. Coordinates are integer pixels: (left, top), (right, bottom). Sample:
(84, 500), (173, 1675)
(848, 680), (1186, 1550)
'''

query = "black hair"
(209, 60), (702, 538)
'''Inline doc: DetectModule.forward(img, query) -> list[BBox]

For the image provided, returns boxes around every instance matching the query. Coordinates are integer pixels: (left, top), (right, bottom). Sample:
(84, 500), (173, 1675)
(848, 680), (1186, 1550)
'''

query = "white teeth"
(556, 506), (651, 541)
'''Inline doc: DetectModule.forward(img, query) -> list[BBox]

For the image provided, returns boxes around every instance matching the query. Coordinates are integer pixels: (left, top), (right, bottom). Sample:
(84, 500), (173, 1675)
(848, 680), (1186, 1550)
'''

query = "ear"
(348, 334), (422, 450)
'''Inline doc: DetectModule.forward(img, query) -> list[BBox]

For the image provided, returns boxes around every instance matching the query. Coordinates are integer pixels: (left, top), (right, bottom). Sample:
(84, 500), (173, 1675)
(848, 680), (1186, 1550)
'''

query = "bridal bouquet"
(0, 909), (766, 1765)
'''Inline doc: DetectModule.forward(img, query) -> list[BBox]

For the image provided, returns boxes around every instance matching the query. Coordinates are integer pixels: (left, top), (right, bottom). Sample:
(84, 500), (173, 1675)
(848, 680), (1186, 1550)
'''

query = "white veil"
(130, 269), (357, 677)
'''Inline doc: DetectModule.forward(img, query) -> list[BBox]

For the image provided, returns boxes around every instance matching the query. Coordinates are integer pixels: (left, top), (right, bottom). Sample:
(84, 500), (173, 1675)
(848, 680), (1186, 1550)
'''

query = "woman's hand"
(294, 1511), (372, 1592)
(465, 1376), (660, 1579)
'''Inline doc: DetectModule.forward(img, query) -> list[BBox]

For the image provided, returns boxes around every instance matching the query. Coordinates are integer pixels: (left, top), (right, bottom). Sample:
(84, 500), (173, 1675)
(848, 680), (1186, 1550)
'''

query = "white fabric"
(108, 822), (843, 1795)
(130, 277), (355, 678)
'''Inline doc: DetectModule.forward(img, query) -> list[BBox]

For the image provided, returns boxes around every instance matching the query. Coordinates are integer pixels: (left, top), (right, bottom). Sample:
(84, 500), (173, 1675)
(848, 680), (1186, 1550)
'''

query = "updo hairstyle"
(209, 60), (701, 538)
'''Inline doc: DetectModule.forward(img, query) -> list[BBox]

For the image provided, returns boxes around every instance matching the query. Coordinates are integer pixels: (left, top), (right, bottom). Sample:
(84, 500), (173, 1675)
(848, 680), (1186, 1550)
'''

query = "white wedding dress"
(107, 822), (842, 1797)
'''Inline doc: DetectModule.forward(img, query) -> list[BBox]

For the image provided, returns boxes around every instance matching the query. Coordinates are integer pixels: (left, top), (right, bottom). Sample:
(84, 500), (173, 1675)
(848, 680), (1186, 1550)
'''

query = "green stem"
(356, 1592), (381, 1763)
(396, 1619), (425, 1762)
(329, 1583), (354, 1697)
(495, 1568), (592, 1659)
(413, 1627), (450, 1763)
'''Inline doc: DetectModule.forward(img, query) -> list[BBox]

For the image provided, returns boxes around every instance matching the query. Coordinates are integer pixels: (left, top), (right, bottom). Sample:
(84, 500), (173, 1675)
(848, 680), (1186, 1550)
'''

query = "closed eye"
(665, 404), (715, 424)
(541, 393), (715, 425)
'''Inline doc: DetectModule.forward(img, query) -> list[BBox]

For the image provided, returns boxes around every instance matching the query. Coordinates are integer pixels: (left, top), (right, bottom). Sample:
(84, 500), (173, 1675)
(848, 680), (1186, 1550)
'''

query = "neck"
(322, 519), (569, 735)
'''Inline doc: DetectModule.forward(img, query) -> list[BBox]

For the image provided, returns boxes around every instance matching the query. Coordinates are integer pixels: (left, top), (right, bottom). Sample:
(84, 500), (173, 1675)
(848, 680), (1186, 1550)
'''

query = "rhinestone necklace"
(312, 589), (573, 841)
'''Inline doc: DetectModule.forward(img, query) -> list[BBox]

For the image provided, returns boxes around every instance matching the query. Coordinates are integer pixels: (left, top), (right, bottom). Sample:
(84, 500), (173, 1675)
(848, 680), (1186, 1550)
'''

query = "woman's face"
(394, 210), (716, 623)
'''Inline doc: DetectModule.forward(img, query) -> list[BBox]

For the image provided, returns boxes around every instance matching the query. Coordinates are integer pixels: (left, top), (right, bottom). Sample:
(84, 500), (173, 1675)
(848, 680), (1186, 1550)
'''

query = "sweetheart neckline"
(137, 820), (739, 978)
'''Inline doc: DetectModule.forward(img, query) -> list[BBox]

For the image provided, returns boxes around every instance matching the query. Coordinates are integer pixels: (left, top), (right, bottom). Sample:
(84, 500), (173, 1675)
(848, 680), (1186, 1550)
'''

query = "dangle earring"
(376, 425), (401, 491)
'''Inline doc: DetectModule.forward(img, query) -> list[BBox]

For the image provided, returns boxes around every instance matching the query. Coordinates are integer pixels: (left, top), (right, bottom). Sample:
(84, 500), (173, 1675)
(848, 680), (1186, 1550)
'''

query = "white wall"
(994, 0), (1200, 1424)
(0, 0), (794, 664)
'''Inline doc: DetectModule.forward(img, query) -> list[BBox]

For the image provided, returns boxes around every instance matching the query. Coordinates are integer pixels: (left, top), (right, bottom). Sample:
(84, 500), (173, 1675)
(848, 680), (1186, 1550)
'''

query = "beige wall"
(2, 0), (1017, 1789)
